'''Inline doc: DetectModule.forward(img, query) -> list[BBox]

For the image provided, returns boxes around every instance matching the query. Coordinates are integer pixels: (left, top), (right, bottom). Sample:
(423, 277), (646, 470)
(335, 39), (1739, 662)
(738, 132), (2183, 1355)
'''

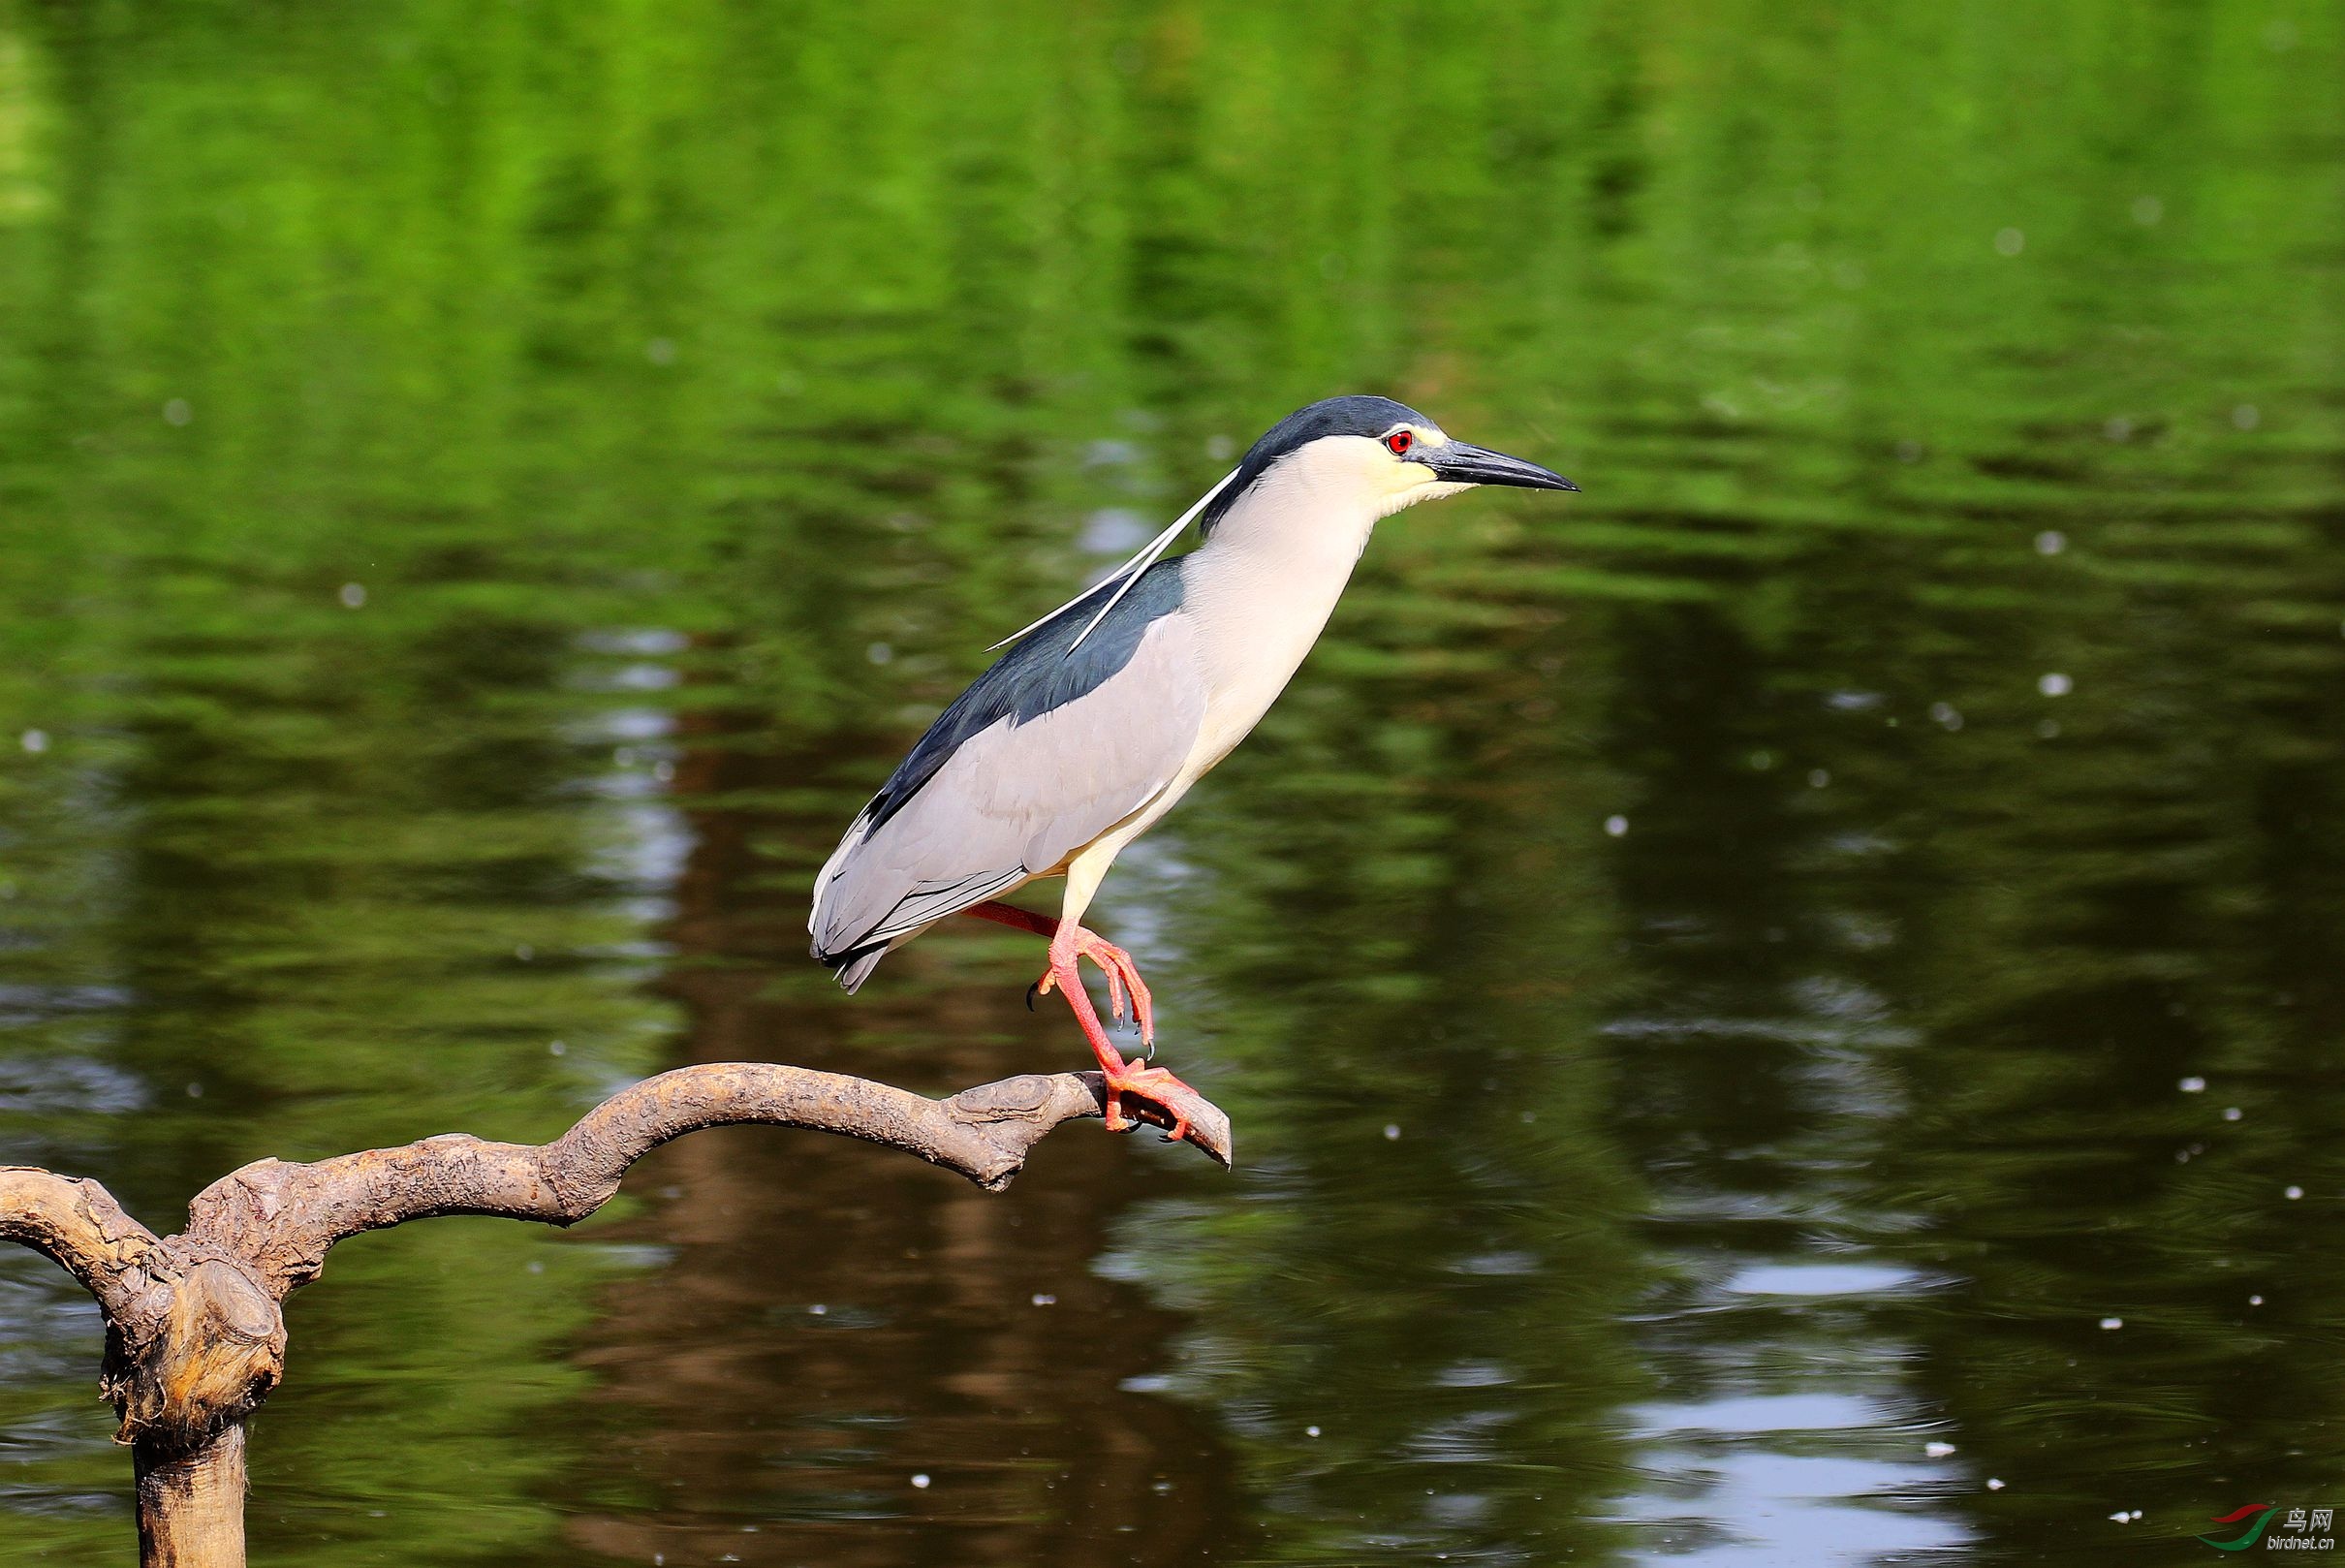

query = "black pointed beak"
(1417, 440), (1579, 491)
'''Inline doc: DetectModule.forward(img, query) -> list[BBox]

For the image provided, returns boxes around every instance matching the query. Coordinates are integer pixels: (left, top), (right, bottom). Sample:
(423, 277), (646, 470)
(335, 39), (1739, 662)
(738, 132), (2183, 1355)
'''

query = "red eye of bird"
(1386, 430), (1414, 455)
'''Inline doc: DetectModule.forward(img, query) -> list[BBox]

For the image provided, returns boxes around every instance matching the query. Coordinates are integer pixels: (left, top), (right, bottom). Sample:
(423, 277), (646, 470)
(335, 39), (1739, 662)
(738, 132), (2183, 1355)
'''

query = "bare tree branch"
(181, 1063), (1228, 1297)
(0, 1166), (159, 1320)
(0, 1060), (1231, 1568)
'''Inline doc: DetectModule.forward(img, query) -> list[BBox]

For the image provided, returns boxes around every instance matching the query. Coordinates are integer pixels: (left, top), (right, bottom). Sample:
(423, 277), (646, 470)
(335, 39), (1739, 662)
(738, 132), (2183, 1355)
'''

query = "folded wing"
(810, 563), (1203, 990)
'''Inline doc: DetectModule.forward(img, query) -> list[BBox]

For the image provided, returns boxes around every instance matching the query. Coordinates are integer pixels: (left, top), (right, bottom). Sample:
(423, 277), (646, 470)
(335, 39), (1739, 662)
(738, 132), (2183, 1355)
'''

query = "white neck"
(1172, 445), (1405, 762)
(1199, 441), (1392, 563)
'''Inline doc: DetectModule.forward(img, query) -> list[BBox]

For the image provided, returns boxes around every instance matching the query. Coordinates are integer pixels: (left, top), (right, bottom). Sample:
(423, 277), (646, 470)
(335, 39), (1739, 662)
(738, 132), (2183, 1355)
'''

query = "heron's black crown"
(1198, 394), (1430, 538)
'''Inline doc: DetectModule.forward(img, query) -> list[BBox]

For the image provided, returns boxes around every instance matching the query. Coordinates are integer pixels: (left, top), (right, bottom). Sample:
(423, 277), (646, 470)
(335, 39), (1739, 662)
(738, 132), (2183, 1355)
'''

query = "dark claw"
(1025, 981), (1043, 1012)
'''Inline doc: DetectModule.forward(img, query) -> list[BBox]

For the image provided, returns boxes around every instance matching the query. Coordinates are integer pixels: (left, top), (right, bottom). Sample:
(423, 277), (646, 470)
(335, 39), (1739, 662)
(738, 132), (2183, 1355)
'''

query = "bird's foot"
(1099, 1052), (1198, 1145)
(1030, 924), (1154, 1050)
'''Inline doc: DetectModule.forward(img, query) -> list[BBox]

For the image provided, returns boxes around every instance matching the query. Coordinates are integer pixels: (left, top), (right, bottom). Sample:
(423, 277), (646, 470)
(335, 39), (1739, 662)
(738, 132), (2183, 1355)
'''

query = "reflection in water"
(557, 717), (1253, 1567)
(3, 4), (2344, 1566)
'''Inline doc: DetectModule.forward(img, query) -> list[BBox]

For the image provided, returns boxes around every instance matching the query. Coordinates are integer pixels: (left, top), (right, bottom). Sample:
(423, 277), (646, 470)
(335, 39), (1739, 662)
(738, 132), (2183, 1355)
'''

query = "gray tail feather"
(825, 943), (889, 994)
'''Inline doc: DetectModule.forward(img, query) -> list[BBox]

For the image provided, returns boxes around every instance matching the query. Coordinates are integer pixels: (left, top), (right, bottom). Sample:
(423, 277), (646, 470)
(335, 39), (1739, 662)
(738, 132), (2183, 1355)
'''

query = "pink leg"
(960, 900), (1056, 938)
(962, 900), (1153, 1048)
(960, 900), (1187, 1139)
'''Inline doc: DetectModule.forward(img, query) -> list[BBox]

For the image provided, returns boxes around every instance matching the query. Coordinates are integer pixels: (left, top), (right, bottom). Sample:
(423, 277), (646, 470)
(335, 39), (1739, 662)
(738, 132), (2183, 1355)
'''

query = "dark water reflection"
(4, 3), (2344, 1564)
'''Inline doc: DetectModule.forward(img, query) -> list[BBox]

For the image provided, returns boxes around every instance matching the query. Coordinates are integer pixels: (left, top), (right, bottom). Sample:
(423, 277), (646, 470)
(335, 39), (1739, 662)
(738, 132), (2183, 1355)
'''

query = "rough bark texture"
(136, 1426), (247, 1568)
(0, 1062), (1230, 1568)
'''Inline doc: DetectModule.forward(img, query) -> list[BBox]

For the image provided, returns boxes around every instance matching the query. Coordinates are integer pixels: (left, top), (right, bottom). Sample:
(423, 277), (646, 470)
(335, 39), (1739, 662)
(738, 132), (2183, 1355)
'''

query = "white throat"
(1172, 442), (1432, 766)
(1197, 437), (1460, 561)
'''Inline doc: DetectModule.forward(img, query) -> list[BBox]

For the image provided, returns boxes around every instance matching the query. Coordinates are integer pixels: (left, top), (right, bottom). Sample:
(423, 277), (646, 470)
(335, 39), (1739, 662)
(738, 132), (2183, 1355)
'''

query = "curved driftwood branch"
(183, 1064), (1227, 1297)
(0, 1062), (1231, 1568)
(0, 1167), (160, 1319)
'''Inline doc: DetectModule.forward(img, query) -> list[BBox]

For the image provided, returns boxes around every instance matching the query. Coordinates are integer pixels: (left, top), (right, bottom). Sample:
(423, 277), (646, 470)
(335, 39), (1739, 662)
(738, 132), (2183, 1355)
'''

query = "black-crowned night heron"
(810, 395), (1575, 1145)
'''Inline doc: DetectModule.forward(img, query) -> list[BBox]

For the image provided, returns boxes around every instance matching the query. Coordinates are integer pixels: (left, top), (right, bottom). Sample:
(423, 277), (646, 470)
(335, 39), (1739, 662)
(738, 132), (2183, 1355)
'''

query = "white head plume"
(985, 467), (1241, 656)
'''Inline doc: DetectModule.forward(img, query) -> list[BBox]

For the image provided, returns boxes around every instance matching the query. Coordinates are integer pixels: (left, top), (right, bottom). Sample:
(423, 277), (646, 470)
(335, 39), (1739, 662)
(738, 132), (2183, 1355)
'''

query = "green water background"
(2, 2), (2342, 1563)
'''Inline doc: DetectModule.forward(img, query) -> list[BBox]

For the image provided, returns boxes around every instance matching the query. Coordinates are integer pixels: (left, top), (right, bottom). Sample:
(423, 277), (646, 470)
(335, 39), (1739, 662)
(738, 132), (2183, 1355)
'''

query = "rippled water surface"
(4, 4), (2343, 1564)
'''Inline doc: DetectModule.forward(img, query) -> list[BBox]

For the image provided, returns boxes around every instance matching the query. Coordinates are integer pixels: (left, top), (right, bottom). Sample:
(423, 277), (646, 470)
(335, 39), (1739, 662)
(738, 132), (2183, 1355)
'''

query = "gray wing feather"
(810, 612), (1204, 984)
